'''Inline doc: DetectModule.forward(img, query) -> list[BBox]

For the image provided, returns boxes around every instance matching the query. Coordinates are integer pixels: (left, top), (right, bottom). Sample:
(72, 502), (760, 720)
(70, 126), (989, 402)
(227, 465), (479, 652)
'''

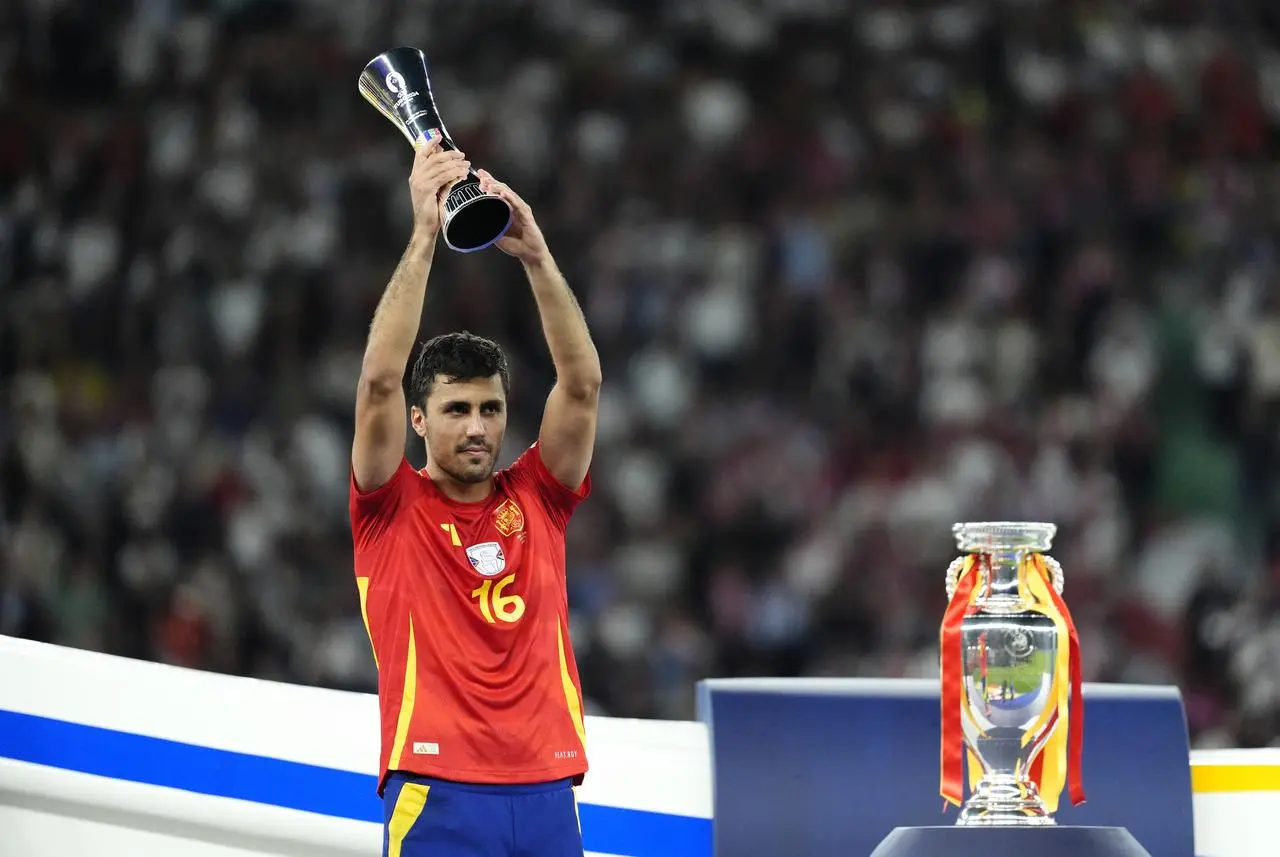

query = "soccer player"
(349, 135), (601, 857)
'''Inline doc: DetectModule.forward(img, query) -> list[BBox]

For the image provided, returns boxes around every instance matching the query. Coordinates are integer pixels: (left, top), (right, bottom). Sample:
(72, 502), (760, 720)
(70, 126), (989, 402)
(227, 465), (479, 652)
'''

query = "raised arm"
(478, 170), (602, 490)
(353, 138), (470, 491)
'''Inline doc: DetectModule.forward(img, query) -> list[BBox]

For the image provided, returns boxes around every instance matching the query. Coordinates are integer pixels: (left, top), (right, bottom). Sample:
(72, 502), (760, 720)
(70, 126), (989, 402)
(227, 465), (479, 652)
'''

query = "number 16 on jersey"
(440, 522), (526, 625)
(472, 575), (525, 624)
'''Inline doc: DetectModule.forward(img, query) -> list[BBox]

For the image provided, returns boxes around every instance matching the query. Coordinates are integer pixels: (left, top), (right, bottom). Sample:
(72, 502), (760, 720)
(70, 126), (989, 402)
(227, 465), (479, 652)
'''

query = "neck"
(981, 549), (1032, 608)
(427, 462), (494, 503)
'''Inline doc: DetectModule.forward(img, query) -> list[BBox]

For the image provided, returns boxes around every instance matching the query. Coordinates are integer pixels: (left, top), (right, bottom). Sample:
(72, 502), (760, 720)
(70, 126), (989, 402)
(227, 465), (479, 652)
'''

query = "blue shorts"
(382, 772), (584, 857)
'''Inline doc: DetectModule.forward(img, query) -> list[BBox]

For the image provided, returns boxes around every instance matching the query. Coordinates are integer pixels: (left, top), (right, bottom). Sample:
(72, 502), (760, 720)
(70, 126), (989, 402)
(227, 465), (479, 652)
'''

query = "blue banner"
(697, 678), (1193, 857)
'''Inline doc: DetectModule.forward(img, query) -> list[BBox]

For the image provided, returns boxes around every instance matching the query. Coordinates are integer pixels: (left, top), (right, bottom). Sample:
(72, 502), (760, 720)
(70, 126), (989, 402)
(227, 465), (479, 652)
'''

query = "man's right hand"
(352, 134), (466, 495)
(410, 133), (470, 237)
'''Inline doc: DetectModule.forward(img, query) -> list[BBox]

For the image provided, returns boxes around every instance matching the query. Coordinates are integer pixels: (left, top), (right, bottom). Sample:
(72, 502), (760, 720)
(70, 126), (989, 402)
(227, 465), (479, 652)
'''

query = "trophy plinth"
(359, 46), (512, 253)
(869, 825), (1153, 857)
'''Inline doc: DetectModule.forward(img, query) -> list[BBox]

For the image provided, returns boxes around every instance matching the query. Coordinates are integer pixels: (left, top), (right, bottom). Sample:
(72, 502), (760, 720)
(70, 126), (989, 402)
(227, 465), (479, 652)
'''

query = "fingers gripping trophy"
(359, 47), (513, 253)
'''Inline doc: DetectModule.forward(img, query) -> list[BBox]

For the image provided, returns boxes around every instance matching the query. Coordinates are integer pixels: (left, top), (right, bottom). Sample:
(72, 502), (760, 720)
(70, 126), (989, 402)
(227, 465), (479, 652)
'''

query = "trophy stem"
(957, 773), (1055, 826)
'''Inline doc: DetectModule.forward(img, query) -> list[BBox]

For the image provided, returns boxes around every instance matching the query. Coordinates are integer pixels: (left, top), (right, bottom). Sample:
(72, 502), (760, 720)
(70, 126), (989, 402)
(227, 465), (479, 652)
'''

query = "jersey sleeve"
(349, 457), (417, 549)
(507, 442), (591, 532)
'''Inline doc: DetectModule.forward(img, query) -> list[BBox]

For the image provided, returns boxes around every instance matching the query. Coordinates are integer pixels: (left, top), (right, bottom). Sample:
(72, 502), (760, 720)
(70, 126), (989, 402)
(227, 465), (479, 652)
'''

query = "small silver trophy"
(358, 46), (513, 253)
(941, 521), (1082, 826)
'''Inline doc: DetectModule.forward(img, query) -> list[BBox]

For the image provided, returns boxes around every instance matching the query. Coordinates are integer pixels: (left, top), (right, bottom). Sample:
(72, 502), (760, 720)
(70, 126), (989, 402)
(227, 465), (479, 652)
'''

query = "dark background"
(2, 0), (1279, 749)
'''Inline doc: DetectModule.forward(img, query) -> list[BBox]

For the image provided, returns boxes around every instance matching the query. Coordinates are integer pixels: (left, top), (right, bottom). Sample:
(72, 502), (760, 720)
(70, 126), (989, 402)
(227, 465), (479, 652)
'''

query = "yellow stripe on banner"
(388, 617), (418, 770)
(557, 621), (587, 748)
(387, 783), (430, 857)
(1192, 765), (1280, 793)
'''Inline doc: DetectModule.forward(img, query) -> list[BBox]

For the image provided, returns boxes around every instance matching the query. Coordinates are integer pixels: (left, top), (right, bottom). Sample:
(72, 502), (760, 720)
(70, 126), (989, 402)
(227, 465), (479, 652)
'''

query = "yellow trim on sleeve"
(557, 621), (587, 748)
(356, 577), (377, 668)
(388, 617), (418, 770)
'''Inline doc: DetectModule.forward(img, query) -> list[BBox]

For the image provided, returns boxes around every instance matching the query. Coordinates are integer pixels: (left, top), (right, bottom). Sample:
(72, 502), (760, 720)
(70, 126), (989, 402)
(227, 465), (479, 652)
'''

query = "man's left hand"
(477, 170), (549, 265)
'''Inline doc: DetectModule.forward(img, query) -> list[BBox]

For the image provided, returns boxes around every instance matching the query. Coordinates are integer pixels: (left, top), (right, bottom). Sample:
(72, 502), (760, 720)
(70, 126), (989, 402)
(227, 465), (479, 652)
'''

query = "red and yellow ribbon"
(1032, 553), (1086, 809)
(939, 552), (1086, 811)
(940, 553), (983, 808)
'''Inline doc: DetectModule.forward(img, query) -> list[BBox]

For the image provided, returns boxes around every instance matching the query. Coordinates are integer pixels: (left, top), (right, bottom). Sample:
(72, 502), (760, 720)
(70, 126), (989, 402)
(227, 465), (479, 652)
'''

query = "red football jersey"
(349, 443), (591, 795)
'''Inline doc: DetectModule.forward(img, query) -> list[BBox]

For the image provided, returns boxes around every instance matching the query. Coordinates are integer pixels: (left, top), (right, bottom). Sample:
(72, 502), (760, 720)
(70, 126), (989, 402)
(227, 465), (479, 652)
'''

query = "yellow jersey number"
(440, 523), (525, 624)
(471, 574), (525, 624)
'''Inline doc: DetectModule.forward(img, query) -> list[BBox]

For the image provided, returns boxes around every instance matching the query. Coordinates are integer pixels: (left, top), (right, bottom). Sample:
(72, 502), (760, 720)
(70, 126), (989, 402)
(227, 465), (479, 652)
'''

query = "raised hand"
(476, 170), (549, 265)
(409, 132), (471, 238)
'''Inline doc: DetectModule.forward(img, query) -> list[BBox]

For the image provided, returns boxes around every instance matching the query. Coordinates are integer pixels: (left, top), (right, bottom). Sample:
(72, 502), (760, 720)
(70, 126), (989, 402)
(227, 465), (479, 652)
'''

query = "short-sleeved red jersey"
(349, 443), (591, 795)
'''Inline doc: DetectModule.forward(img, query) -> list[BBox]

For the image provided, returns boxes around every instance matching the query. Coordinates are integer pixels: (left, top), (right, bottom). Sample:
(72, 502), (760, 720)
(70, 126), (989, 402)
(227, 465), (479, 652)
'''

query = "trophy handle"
(944, 557), (966, 601)
(1042, 556), (1065, 595)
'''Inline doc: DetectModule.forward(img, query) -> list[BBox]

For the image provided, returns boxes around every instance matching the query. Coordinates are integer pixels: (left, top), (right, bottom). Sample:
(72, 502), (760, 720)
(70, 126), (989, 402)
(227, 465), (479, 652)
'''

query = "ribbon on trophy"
(939, 552), (1086, 811)
(1023, 553), (1086, 810)
(939, 552), (982, 809)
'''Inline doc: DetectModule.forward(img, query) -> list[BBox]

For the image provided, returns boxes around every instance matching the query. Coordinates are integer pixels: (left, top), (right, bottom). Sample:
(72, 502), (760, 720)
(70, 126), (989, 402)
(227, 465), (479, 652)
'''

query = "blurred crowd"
(2, 0), (1279, 748)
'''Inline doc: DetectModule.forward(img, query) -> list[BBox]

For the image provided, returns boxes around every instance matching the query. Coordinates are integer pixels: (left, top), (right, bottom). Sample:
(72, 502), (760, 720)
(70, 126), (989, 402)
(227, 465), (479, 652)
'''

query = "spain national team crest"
(466, 541), (506, 577)
(493, 498), (525, 537)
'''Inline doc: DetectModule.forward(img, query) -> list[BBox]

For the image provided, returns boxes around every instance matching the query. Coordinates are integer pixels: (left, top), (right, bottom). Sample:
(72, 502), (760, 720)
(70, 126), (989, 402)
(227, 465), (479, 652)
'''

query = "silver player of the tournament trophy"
(358, 46), (513, 253)
(939, 522), (1086, 826)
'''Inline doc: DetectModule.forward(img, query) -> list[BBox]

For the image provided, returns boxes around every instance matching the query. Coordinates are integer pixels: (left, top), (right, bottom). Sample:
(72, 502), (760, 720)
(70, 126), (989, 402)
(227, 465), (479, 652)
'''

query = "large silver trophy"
(358, 46), (513, 253)
(940, 522), (1084, 826)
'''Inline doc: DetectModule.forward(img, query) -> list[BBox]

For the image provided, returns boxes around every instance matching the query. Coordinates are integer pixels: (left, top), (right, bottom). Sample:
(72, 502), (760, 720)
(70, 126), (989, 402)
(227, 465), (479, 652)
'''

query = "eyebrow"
(440, 399), (504, 410)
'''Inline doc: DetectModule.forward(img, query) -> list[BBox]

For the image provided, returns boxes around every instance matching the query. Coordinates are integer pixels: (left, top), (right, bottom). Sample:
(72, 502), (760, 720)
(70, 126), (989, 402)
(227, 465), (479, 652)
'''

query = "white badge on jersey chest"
(465, 541), (506, 577)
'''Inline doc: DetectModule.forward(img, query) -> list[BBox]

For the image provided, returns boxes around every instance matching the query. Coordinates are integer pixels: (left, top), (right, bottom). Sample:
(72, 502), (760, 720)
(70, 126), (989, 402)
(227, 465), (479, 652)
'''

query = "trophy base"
(442, 183), (513, 253)
(868, 826), (1153, 857)
(955, 775), (1053, 826)
(956, 809), (1054, 826)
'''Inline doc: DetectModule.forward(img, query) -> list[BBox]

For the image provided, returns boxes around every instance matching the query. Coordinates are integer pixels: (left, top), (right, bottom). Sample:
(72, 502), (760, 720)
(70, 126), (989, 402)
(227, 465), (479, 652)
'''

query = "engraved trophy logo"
(939, 522), (1087, 825)
(358, 46), (513, 253)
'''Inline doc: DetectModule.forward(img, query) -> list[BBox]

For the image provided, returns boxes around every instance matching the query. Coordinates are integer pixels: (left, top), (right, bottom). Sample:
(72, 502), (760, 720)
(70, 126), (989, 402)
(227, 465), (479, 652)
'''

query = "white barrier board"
(2, 636), (1278, 857)
(0, 636), (710, 857)
(1190, 748), (1280, 857)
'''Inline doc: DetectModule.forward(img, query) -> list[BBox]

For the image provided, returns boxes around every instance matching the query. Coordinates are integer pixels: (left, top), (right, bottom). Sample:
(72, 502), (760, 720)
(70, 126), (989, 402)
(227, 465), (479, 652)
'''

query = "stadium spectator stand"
(2, 0), (1278, 749)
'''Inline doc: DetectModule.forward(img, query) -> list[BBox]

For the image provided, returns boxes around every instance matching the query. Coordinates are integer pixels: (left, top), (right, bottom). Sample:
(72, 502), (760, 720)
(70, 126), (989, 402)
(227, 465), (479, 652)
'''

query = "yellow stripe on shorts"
(388, 783), (430, 857)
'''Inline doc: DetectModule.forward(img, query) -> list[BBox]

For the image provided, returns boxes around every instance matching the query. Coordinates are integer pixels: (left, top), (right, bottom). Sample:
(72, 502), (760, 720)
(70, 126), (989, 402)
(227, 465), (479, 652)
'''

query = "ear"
(410, 405), (427, 438)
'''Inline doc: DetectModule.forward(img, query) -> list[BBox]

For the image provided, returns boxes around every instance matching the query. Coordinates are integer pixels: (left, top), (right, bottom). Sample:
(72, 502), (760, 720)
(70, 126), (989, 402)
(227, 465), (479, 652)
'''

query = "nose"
(466, 412), (486, 439)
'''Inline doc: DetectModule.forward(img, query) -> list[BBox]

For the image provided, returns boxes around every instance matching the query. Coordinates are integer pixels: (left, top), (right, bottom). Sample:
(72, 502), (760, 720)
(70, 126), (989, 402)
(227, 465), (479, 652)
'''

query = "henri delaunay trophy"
(939, 522), (1087, 825)
(871, 520), (1153, 857)
(358, 46), (513, 253)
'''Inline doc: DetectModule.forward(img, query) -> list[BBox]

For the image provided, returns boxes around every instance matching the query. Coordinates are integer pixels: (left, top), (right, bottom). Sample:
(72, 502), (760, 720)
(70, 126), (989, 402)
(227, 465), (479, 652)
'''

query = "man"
(349, 133), (602, 857)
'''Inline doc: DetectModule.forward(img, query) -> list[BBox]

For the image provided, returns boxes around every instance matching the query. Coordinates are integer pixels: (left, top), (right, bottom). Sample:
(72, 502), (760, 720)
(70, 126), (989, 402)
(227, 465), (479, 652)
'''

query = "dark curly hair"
(408, 331), (511, 408)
